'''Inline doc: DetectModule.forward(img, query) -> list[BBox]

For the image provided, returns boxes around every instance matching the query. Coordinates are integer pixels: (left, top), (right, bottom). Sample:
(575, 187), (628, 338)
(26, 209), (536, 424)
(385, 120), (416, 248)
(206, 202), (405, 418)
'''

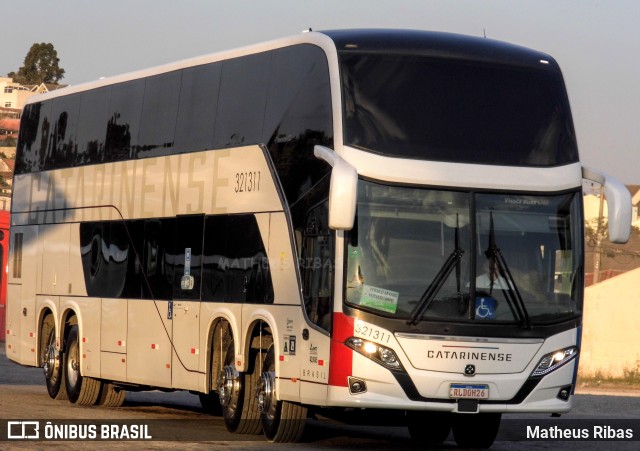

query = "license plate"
(449, 383), (489, 399)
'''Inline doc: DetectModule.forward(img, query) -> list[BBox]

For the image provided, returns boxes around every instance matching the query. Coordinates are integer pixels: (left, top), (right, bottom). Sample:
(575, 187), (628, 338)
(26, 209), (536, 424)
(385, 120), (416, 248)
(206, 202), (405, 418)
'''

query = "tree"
(10, 43), (65, 85)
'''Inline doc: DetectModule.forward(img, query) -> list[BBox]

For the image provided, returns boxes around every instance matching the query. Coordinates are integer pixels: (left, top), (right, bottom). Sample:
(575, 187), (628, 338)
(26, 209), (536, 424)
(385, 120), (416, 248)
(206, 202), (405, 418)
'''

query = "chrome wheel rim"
(218, 364), (240, 410)
(66, 340), (79, 388)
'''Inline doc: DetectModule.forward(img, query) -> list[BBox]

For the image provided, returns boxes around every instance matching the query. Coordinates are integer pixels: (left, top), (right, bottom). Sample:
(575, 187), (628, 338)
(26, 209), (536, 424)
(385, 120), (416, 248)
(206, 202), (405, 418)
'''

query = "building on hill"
(1, 77), (68, 111)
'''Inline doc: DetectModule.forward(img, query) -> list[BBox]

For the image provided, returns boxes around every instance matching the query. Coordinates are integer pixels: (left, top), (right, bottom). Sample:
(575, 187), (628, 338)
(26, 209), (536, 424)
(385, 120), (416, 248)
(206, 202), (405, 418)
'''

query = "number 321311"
(235, 171), (261, 193)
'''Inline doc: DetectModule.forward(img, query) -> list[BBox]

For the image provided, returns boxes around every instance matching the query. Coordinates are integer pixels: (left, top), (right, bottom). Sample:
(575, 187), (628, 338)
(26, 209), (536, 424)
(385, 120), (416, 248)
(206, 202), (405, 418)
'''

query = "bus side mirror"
(582, 167), (632, 244)
(314, 146), (358, 230)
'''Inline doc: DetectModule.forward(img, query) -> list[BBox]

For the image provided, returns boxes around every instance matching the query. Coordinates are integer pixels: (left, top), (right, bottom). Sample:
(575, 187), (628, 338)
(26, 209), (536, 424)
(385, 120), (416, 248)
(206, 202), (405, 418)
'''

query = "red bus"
(0, 208), (8, 341)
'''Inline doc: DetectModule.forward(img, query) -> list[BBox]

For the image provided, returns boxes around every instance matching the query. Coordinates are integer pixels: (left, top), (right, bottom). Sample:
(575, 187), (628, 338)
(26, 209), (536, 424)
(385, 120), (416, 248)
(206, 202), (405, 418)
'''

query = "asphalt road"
(1, 345), (640, 450)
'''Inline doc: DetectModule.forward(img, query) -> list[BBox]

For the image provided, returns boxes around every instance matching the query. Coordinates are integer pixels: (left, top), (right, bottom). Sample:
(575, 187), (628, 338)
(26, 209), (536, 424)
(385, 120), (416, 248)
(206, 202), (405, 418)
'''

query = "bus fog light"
(531, 346), (578, 377)
(557, 385), (572, 401)
(345, 337), (404, 371)
(348, 377), (367, 394)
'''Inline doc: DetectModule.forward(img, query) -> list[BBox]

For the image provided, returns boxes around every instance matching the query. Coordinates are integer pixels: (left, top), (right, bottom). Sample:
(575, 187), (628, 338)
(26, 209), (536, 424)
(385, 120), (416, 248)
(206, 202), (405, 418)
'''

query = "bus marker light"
(29, 332), (34, 337)
(318, 360), (324, 366)
(151, 344), (159, 350)
(191, 348), (199, 355)
(279, 355), (285, 361)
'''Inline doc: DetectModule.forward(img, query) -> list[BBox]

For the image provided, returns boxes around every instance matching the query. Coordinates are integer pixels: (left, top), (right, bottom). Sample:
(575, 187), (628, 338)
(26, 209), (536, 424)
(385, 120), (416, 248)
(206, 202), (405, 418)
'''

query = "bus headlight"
(345, 337), (404, 371)
(531, 346), (578, 377)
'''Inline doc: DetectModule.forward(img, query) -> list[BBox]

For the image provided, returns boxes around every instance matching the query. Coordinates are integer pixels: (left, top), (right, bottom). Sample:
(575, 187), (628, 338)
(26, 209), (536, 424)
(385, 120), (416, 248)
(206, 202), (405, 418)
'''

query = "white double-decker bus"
(6, 29), (631, 447)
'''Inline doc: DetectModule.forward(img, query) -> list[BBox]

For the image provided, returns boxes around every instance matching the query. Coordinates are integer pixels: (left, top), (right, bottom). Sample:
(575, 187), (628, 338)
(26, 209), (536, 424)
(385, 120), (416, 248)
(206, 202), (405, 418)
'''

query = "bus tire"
(97, 382), (126, 407)
(452, 412), (501, 449)
(40, 315), (67, 400)
(219, 336), (262, 434)
(64, 325), (101, 405)
(258, 345), (307, 442)
(407, 411), (451, 444)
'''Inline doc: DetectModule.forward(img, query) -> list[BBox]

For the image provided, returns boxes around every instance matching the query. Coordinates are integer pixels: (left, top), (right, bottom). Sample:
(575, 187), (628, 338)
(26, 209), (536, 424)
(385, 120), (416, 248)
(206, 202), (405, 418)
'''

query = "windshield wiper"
(483, 212), (531, 329)
(408, 215), (464, 326)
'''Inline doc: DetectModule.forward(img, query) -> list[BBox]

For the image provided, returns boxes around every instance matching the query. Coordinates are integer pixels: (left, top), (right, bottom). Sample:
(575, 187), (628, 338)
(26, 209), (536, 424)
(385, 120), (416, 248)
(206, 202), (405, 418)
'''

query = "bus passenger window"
(202, 215), (273, 304)
(301, 201), (334, 331)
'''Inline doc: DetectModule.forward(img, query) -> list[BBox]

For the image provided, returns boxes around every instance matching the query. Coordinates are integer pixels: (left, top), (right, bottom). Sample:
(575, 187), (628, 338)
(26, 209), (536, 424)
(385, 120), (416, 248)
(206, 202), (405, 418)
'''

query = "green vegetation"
(8, 42), (65, 84)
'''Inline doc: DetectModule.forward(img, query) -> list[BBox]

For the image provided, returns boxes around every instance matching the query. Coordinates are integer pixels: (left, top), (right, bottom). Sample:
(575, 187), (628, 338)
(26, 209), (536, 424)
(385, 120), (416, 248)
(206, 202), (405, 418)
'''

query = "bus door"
(299, 201), (332, 404)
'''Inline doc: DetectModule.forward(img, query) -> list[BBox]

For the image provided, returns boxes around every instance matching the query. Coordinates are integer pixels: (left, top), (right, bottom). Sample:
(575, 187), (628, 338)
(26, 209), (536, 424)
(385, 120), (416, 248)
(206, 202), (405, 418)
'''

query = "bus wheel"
(218, 337), (262, 434)
(452, 412), (501, 449)
(407, 411), (451, 444)
(40, 315), (67, 400)
(257, 345), (307, 442)
(97, 382), (126, 407)
(64, 325), (101, 405)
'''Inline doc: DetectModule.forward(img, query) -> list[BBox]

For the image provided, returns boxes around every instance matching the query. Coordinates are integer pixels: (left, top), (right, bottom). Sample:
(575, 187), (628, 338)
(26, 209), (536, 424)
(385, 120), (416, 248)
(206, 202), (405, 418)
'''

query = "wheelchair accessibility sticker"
(475, 297), (496, 319)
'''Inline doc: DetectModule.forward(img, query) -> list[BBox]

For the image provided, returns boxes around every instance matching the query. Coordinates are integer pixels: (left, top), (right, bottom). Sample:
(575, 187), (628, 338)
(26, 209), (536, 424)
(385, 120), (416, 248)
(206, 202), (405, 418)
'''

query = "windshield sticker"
(475, 296), (497, 319)
(359, 285), (399, 314)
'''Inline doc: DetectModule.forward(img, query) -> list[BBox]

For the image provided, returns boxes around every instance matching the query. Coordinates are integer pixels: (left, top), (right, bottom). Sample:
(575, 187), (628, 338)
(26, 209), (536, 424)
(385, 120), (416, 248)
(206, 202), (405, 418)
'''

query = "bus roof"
(321, 29), (558, 70)
(24, 29), (559, 106)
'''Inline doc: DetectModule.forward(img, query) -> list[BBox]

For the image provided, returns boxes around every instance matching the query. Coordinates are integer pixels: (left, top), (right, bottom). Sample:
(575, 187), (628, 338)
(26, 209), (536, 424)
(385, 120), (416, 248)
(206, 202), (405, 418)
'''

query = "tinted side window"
(80, 220), (143, 298)
(226, 215), (273, 304)
(264, 45), (333, 205)
(75, 86), (112, 165)
(138, 71), (182, 158)
(214, 53), (270, 148)
(113, 220), (144, 299)
(174, 63), (221, 153)
(202, 215), (273, 304)
(202, 215), (227, 302)
(15, 102), (42, 174)
(35, 100), (53, 171)
(105, 80), (145, 162)
(142, 219), (175, 300)
(47, 94), (81, 169)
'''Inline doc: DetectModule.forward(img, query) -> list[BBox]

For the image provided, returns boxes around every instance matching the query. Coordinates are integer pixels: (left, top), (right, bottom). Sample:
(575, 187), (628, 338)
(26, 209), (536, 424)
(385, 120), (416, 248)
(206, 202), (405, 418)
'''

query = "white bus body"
(5, 29), (631, 447)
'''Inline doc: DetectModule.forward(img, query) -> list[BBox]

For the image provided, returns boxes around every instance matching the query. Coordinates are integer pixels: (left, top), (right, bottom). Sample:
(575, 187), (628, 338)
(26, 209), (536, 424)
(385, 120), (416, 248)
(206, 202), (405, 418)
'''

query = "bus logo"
(464, 364), (476, 376)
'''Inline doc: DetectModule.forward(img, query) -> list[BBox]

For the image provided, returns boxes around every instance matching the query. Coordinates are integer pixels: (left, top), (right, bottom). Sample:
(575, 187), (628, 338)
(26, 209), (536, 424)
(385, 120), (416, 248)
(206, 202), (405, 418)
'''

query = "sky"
(3, 0), (639, 183)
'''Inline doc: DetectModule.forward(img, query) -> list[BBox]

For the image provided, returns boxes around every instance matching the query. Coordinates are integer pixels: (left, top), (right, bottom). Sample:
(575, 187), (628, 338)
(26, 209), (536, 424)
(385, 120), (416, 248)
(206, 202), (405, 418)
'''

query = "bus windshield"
(345, 180), (582, 325)
(340, 52), (579, 166)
